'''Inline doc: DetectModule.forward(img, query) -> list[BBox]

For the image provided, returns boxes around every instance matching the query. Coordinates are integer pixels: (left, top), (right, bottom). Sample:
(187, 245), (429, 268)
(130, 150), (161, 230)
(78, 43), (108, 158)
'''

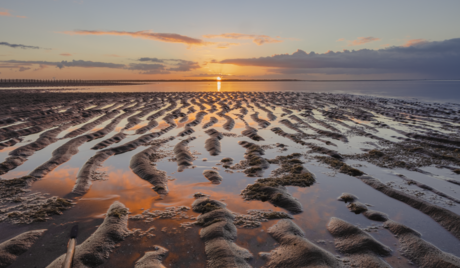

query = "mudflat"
(1, 90), (460, 267)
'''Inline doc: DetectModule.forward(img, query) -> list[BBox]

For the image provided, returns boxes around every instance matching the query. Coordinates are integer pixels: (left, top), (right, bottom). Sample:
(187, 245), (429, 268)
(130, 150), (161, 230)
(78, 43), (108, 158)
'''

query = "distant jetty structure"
(0, 79), (301, 88)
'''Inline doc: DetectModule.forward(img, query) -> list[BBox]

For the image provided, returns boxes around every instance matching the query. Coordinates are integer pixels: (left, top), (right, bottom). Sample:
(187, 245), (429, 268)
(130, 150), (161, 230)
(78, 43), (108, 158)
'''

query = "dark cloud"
(219, 38), (460, 78)
(55, 60), (125, 69)
(138, 57), (164, 63)
(126, 63), (169, 74)
(183, 73), (222, 78)
(18, 67), (31, 72)
(0, 42), (40, 49)
(167, 59), (200, 72)
(34, 64), (48, 71)
(135, 58), (200, 72)
(4, 60), (126, 70)
(1, 58), (201, 75)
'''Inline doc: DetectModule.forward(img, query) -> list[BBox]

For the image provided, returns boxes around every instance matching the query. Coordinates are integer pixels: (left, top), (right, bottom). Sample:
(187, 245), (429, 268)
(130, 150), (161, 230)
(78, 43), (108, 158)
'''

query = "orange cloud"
(349, 37), (380, 46)
(216, 42), (240, 49)
(403, 38), (428, 47)
(60, 53), (72, 56)
(0, 8), (26, 18)
(0, 9), (12, 16)
(203, 33), (283, 45)
(61, 30), (213, 47)
(338, 37), (381, 46)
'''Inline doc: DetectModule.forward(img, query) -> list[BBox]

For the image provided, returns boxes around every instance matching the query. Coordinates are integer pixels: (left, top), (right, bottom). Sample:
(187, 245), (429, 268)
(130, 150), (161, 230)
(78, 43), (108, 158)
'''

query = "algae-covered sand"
(1, 90), (460, 267)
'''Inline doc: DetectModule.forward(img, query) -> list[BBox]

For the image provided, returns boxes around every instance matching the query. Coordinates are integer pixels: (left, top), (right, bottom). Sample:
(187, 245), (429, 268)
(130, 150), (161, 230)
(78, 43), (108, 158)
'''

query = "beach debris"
(46, 201), (130, 268)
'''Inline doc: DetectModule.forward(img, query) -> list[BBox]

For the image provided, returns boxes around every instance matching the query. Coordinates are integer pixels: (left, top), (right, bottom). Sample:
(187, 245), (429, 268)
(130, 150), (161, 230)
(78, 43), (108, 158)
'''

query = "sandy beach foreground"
(1, 90), (460, 267)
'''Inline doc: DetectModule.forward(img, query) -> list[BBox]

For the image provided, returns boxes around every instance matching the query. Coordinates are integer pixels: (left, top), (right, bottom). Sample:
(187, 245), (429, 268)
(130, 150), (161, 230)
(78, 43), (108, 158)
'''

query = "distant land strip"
(0, 78), (451, 88)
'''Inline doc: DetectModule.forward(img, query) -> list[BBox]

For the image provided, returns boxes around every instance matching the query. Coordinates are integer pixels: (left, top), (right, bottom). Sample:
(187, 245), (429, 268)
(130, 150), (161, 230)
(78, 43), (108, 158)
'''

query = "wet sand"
(1, 90), (460, 267)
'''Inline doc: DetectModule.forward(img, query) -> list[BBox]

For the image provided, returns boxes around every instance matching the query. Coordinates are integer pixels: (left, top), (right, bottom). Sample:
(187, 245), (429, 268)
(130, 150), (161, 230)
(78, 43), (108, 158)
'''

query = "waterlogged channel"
(1, 90), (460, 267)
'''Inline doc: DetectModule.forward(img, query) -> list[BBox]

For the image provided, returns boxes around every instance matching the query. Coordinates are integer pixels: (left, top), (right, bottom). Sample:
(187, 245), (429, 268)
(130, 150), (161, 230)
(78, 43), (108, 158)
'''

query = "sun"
(216, 76), (221, 81)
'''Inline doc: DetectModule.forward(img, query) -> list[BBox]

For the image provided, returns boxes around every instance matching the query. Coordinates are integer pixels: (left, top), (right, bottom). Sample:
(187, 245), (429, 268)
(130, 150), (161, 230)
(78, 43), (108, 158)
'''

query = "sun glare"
(216, 76), (221, 81)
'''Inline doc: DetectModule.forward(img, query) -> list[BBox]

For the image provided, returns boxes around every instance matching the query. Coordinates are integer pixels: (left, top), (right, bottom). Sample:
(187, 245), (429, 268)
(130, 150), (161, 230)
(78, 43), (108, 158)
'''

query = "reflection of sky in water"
(11, 80), (459, 103)
(2, 89), (460, 267)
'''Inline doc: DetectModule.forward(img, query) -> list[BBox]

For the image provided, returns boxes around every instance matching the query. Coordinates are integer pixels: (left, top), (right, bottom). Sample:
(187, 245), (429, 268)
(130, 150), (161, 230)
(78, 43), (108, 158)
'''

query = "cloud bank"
(0, 42), (40, 49)
(203, 33), (282, 45)
(3, 60), (125, 69)
(1, 58), (201, 75)
(219, 38), (460, 78)
(134, 57), (201, 74)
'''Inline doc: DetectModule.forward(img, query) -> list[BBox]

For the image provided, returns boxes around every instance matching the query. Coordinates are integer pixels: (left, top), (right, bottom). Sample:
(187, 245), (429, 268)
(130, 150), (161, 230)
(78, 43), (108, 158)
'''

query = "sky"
(1, 0), (459, 80)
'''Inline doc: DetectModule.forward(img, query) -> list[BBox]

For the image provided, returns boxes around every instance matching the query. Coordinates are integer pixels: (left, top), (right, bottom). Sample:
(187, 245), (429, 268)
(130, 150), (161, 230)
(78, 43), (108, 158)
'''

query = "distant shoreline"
(0, 79), (458, 88)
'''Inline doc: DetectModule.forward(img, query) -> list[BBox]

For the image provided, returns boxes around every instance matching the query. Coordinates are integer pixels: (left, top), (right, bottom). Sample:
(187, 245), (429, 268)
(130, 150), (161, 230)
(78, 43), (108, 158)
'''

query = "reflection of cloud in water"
(126, 122), (148, 131)
(1, 170), (28, 179)
(28, 166), (286, 216)
(291, 186), (336, 235)
(30, 166), (79, 194)
(0, 146), (17, 153)
(80, 194), (120, 201)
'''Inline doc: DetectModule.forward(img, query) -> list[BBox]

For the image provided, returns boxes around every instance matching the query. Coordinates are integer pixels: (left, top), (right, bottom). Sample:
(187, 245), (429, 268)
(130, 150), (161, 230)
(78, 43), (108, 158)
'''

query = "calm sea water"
(73, 80), (460, 103)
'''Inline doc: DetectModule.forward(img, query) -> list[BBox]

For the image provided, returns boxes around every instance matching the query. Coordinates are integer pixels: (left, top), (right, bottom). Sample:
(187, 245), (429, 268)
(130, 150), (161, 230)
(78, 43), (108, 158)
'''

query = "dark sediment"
(383, 220), (460, 268)
(64, 110), (120, 139)
(136, 119), (159, 134)
(358, 175), (460, 240)
(203, 170), (223, 184)
(241, 126), (264, 141)
(241, 153), (315, 214)
(29, 136), (90, 179)
(0, 229), (47, 268)
(135, 246), (169, 268)
(173, 136), (196, 169)
(72, 150), (116, 195)
(263, 219), (342, 268)
(250, 112), (270, 128)
(327, 217), (392, 268)
(130, 144), (172, 195)
(192, 198), (253, 268)
(203, 117), (218, 129)
(204, 128), (223, 156)
(91, 132), (127, 150)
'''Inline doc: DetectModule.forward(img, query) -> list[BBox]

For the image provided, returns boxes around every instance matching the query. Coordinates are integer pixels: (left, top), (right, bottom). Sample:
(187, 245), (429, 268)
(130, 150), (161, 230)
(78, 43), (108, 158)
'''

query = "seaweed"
(108, 207), (128, 218)
(315, 156), (364, 177)
(368, 149), (384, 157)
(193, 202), (221, 214)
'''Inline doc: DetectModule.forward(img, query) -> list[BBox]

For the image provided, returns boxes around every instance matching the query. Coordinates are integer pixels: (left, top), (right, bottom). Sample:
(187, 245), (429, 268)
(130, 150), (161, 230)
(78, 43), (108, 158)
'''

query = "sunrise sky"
(1, 0), (459, 80)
